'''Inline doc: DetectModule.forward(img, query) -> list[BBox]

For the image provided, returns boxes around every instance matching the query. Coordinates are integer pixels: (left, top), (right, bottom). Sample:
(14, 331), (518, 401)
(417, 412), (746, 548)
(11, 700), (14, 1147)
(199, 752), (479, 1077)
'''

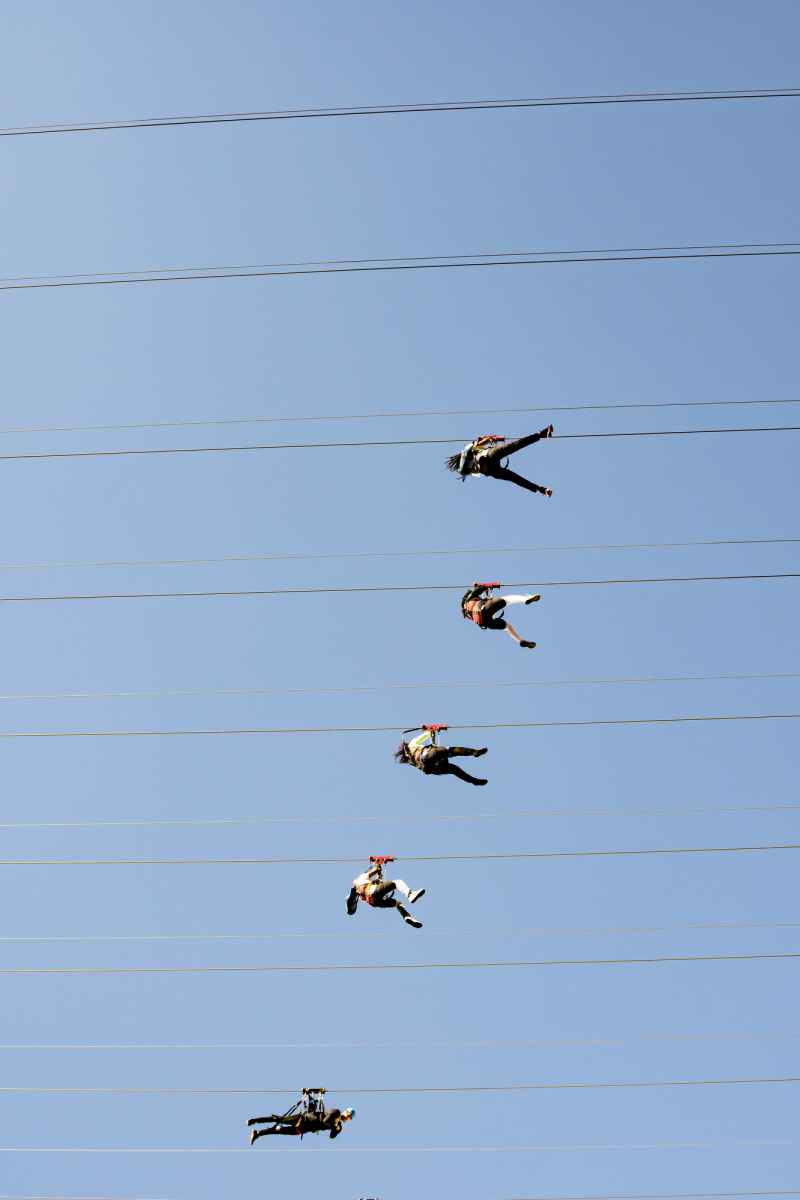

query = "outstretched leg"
(443, 762), (488, 786)
(479, 426), (553, 471)
(252, 1125), (297, 1140)
(490, 466), (551, 496)
(396, 901), (423, 928)
(248, 1115), (284, 1126)
(504, 620), (536, 649)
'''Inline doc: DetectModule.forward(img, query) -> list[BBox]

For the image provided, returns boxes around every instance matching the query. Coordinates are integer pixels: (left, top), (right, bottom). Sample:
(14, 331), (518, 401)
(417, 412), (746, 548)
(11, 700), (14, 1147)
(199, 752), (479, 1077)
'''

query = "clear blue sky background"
(0, 2), (798, 1197)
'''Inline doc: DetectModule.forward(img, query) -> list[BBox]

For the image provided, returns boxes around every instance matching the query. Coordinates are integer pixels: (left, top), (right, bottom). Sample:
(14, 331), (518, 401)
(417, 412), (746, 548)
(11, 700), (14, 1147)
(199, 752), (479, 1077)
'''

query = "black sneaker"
(409, 888), (426, 904)
(520, 640), (537, 649)
(403, 914), (423, 929)
(473, 747), (488, 757)
(525, 594), (541, 605)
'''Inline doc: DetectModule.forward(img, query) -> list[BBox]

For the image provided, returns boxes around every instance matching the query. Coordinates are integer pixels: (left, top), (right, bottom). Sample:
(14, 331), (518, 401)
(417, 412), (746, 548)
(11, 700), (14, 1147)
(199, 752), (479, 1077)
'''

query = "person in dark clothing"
(248, 1107), (355, 1142)
(346, 855), (426, 928)
(394, 724), (488, 786)
(461, 581), (541, 649)
(445, 425), (555, 495)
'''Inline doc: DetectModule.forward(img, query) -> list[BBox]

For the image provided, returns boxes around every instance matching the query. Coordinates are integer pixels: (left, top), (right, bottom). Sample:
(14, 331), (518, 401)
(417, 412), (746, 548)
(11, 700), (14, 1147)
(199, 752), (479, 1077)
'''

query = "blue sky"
(0, 2), (798, 1198)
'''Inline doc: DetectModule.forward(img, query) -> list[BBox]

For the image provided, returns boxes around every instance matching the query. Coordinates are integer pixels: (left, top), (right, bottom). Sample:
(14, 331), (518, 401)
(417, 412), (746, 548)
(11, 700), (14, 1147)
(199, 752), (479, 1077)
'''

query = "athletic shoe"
(403, 914), (423, 928)
(473, 747), (488, 757)
(409, 888), (426, 904)
(520, 640), (537, 649)
(473, 779), (488, 786)
(545, 424), (554, 437)
(250, 1129), (259, 1145)
(544, 488), (553, 497)
(525, 594), (541, 604)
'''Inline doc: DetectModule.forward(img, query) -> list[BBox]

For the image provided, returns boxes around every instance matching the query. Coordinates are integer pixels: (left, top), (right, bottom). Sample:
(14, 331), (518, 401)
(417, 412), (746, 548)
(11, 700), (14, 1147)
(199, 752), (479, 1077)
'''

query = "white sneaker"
(408, 888), (426, 904)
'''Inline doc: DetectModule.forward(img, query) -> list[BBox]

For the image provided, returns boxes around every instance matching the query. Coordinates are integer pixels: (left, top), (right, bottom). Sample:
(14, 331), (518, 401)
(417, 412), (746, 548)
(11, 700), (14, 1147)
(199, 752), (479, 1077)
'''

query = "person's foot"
(409, 888), (426, 904)
(473, 747), (488, 757)
(403, 914), (423, 928)
(250, 1129), (259, 1146)
(472, 778), (488, 786)
(525, 594), (541, 604)
(346, 897), (358, 915)
(543, 487), (553, 497)
(520, 640), (537, 649)
(545, 423), (554, 438)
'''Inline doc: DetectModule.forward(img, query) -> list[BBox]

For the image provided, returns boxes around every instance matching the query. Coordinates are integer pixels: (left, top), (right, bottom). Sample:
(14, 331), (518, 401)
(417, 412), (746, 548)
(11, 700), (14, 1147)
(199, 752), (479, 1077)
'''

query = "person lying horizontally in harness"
(346, 855), (426, 929)
(445, 426), (554, 496)
(461, 581), (541, 649)
(248, 1088), (355, 1143)
(394, 724), (488, 786)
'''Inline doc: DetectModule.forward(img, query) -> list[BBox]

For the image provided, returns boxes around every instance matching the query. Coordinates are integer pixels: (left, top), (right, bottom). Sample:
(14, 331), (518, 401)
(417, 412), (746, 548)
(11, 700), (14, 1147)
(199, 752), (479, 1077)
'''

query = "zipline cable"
(3, 800), (796, 832)
(0, 711), (794, 741)
(0, 425), (797, 463)
(0, 1137), (795, 1153)
(3, 85), (799, 138)
(1, 843), (798, 868)
(0, 535), (796, 573)
(1, 1076), (798, 1096)
(0, 671), (793, 705)
(3, 243), (800, 294)
(4, 1028), (799, 1051)
(2, 399), (800, 439)
(0, 571), (796, 605)
(1, 951), (797, 976)
(3, 919), (798, 945)
(504, 1192), (800, 1200)
(6, 241), (796, 287)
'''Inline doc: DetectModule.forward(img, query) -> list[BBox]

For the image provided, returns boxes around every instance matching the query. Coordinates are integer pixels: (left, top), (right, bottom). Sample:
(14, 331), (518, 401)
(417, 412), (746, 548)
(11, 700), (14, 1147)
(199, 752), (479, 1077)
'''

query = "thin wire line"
(1, 801), (795, 832)
(2, 844), (798, 868)
(1, 1077), (797, 1097)
(0, 535), (795, 573)
(2, 920), (795, 945)
(3, 85), (799, 137)
(0, 671), (796, 704)
(5, 242), (795, 287)
(4, 1029), (799, 1051)
(2, 399), (799, 439)
(0, 712), (794, 740)
(504, 1192), (800, 1200)
(0, 425), (797, 462)
(3, 245), (800, 294)
(0, 1137), (794, 1152)
(1, 952), (798, 977)
(0, 571), (796, 604)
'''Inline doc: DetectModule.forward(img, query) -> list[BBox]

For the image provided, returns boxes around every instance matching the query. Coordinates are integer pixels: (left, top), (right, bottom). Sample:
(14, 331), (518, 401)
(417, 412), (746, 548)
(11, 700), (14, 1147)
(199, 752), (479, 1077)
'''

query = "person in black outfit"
(446, 425), (554, 495)
(394, 725), (488, 786)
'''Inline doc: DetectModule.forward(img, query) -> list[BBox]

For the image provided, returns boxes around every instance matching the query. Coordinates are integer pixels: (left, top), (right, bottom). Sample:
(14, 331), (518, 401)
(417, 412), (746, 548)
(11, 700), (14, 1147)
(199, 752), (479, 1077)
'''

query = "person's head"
(393, 741), (411, 764)
(445, 452), (463, 473)
(342, 1108), (355, 1122)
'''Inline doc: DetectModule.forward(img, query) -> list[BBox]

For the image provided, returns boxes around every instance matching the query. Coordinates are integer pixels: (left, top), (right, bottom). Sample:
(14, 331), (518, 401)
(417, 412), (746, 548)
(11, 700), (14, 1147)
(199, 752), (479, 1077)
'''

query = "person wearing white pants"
(460, 582), (542, 648)
(346, 857), (426, 928)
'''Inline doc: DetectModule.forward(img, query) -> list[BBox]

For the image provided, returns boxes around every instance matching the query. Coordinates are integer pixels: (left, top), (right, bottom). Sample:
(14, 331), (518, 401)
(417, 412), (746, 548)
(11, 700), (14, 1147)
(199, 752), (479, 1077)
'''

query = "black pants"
(477, 430), (550, 494)
(421, 745), (486, 785)
(477, 596), (507, 630)
(367, 880), (398, 908)
(250, 1115), (301, 1140)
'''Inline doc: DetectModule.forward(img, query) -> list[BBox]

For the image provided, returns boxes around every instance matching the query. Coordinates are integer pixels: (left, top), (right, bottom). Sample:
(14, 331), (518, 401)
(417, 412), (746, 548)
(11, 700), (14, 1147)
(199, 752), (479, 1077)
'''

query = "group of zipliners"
(248, 428), (554, 1143)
